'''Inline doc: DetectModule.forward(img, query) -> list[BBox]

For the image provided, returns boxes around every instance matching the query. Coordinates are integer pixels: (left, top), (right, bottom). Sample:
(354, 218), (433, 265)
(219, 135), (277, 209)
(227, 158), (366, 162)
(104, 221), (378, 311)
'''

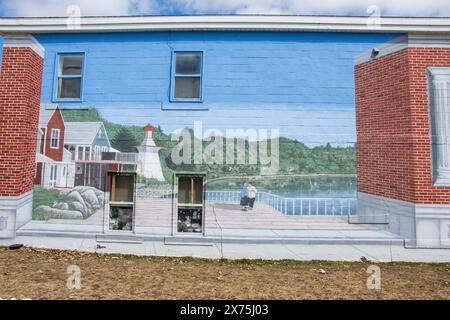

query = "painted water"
(205, 175), (357, 216)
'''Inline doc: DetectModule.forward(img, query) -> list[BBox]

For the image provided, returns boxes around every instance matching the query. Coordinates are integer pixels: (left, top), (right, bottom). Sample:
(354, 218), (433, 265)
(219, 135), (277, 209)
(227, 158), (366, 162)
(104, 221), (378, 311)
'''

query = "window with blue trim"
(56, 53), (84, 100)
(172, 52), (203, 101)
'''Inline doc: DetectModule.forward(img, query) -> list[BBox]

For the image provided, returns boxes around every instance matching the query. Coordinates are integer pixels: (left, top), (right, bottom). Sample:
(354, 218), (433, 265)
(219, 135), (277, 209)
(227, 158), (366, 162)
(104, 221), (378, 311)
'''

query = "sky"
(0, 0), (449, 17)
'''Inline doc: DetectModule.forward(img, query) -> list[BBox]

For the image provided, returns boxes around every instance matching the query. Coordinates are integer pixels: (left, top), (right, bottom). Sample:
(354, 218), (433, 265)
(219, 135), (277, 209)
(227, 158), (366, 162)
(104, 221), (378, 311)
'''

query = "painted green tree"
(111, 127), (138, 153)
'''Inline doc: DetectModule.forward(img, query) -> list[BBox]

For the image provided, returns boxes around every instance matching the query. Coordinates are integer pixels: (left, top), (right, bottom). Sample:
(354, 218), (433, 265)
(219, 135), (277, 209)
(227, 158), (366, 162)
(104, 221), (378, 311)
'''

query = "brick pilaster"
(355, 47), (450, 205)
(0, 43), (44, 197)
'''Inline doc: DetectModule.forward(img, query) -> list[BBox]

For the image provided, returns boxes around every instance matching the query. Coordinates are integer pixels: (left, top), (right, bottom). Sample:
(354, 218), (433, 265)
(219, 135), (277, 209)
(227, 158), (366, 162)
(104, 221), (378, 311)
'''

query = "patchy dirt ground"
(0, 246), (449, 300)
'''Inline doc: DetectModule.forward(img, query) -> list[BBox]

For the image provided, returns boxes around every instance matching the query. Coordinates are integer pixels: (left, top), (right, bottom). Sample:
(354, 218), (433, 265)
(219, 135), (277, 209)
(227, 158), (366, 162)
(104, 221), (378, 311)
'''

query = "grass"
(0, 246), (449, 300)
(32, 187), (69, 210)
(32, 187), (75, 220)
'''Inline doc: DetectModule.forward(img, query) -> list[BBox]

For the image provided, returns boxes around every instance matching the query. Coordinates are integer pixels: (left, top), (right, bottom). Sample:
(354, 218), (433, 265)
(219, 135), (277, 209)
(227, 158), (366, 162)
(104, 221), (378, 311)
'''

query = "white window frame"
(54, 53), (85, 101)
(50, 128), (60, 149)
(171, 51), (203, 102)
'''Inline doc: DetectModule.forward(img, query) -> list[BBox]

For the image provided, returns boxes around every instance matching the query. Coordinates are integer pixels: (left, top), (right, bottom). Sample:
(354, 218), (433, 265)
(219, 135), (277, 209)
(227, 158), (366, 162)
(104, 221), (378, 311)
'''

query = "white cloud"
(1, 0), (157, 17)
(173, 0), (450, 16)
(1, 0), (449, 17)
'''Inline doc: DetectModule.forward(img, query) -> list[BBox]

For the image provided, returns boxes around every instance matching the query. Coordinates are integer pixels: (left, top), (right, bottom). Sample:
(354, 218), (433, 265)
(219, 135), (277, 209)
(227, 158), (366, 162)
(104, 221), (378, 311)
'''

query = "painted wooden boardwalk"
(34, 200), (399, 243)
(135, 199), (373, 231)
(45, 199), (380, 231)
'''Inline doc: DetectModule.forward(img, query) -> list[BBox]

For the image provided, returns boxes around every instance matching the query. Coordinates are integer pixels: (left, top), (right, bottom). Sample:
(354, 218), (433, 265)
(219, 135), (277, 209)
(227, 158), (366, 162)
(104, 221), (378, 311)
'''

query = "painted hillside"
(61, 108), (356, 184)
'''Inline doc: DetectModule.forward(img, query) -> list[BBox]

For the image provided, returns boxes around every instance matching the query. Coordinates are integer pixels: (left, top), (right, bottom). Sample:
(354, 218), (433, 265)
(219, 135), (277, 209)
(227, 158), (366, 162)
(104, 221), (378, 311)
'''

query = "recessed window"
(172, 52), (202, 101)
(50, 129), (60, 149)
(109, 174), (135, 231)
(56, 53), (84, 100)
(177, 175), (204, 233)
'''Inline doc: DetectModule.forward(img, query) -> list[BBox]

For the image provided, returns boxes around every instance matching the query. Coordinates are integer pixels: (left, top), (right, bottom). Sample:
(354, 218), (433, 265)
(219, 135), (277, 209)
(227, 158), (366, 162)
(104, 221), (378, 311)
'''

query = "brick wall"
(355, 47), (450, 204)
(0, 47), (43, 197)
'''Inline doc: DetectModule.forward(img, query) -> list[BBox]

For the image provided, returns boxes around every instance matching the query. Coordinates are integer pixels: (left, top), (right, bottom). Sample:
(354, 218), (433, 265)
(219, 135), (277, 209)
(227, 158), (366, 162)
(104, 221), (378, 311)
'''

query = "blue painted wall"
(35, 31), (400, 146)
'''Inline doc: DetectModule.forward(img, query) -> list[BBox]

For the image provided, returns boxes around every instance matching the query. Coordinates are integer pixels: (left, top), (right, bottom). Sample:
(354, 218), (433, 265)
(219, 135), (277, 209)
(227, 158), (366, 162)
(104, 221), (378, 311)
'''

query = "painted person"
(247, 182), (257, 210)
(240, 182), (249, 211)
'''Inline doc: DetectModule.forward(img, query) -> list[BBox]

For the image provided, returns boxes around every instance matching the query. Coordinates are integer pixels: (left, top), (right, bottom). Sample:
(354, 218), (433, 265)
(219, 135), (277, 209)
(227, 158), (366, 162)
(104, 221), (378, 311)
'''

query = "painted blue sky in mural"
(0, 0), (449, 17)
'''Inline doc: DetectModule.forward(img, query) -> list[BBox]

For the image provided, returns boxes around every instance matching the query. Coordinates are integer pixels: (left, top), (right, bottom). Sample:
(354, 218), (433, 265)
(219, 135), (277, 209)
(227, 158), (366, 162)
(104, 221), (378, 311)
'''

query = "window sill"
(433, 177), (450, 187)
(162, 101), (208, 111)
(52, 98), (83, 104)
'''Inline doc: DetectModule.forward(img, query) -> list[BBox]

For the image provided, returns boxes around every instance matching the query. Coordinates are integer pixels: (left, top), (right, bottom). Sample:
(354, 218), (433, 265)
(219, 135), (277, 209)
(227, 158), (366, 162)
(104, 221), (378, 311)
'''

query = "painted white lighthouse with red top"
(137, 124), (165, 181)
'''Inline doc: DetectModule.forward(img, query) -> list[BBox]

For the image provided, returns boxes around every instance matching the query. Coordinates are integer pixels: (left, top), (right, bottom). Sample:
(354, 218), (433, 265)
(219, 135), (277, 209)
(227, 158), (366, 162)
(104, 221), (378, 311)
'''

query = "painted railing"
(258, 192), (356, 216)
(205, 190), (356, 216)
(136, 188), (356, 216)
(70, 151), (138, 163)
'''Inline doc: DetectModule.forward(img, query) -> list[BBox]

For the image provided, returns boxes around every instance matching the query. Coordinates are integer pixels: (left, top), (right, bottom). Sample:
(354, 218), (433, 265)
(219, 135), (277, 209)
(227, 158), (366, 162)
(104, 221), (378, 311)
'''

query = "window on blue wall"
(56, 53), (84, 100)
(172, 52), (202, 101)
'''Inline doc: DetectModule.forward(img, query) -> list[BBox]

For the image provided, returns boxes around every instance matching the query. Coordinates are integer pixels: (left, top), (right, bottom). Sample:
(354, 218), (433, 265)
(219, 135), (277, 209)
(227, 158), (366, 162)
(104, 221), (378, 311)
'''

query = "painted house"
(0, 16), (449, 251)
(63, 121), (112, 188)
(35, 106), (75, 188)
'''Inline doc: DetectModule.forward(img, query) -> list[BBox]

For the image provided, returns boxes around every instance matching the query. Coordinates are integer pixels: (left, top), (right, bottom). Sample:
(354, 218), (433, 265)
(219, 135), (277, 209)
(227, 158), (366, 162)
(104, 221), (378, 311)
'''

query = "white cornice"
(355, 34), (450, 65)
(428, 67), (450, 82)
(0, 15), (450, 34)
(3, 34), (45, 58)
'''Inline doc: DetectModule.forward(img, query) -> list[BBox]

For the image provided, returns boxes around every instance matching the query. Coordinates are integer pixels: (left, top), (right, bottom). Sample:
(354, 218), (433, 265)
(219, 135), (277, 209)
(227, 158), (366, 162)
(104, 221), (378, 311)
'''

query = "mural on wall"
(30, 31), (401, 223)
(32, 105), (357, 221)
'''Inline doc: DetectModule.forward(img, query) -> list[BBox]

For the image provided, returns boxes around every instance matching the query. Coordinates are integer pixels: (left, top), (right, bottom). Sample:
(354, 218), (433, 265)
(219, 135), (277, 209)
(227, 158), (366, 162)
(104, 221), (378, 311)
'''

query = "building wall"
(35, 31), (399, 146)
(355, 45), (450, 246)
(0, 42), (43, 238)
(0, 47), (44, 197)
(29, 31), (408, 230)
(355, 47), (450, 205)
(408, 47), (450, 204)
(355, 49), (415, 202)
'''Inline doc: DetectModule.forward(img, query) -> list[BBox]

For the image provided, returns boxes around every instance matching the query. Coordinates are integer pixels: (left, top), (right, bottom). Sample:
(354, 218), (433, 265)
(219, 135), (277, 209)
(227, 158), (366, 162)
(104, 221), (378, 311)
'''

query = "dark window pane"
(174, 77), (200, 99)
(58, 78), (81, 99)
(178, 177), (191, 204)
(111, 175), (134, 203)
(59, 55), (83, 76)
(175, 53), (201, 75)
(192, 177), (203, 204)
(178, 176), (203, 204)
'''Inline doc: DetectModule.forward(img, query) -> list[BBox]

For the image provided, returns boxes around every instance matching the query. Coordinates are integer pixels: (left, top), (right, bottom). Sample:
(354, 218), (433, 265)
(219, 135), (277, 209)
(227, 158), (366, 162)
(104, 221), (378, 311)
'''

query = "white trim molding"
(357, 192), (450, 248)
(428, 67), (450, 186)
(0, 190), (33, 239)
(355, 34), (450, 65)
(1, 15), (450, 34)
(2, 34), (45, 58)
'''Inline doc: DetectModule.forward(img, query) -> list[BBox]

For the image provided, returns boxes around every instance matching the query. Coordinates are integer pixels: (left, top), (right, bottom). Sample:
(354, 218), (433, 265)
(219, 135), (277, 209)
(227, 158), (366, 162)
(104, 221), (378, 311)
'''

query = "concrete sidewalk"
(1, 235), (449, 263)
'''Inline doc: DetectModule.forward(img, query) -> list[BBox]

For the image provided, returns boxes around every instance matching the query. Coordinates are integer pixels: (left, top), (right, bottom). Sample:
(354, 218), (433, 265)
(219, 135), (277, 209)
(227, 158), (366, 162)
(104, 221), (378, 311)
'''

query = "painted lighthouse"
(137, 124), (165, 181)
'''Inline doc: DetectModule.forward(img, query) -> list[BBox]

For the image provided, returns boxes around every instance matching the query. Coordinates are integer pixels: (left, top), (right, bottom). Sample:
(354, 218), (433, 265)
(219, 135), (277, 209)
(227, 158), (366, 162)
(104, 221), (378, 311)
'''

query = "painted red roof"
(144, 123), (154, 132)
